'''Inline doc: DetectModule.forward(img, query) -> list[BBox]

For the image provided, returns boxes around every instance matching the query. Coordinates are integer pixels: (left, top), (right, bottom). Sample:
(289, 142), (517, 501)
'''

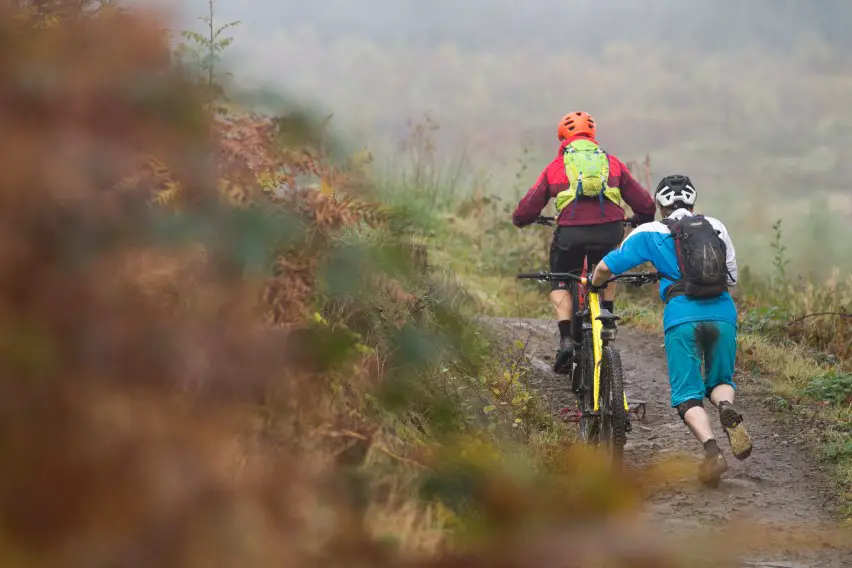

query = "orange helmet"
(557, 111), (596, 141)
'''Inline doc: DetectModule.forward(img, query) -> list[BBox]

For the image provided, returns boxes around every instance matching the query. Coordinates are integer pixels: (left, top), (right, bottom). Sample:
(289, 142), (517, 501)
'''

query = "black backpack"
(661, 215), (729, 302)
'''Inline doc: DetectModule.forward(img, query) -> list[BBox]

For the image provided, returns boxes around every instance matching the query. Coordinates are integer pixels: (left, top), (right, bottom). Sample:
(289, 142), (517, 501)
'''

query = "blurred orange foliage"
(0, 2), (400, 566)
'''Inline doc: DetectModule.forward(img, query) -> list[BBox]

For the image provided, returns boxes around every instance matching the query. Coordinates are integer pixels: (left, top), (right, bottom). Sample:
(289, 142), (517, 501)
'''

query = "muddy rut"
(486, 317), (852, 568)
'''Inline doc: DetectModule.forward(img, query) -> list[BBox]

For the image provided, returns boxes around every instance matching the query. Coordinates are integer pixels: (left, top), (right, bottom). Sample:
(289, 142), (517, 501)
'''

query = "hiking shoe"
(719, 402), (753, 460)
(698, 451), (728, 485)
(553, 338), (574, 375)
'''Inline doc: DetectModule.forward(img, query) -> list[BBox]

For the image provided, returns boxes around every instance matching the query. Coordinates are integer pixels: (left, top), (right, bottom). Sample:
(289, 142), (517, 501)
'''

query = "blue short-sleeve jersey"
(602, 209), (739, 332)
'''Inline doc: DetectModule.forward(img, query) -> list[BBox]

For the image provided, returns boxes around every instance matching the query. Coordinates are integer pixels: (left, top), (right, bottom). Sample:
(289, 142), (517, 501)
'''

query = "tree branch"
(784, 312), (852, 327)
(325, 428), (429, 470)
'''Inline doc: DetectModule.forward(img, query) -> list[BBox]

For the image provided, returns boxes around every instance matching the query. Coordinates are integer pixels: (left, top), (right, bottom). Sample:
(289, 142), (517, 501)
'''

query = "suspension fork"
(589, 289), (630, 413)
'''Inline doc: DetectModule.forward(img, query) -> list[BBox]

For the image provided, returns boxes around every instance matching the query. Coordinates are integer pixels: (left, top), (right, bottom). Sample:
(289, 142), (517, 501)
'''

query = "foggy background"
(166, 0), (852, 275)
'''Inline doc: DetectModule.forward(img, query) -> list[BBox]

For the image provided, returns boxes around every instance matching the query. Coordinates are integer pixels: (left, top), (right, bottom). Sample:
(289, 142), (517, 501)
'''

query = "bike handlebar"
(516, 270), (661, 288)
(534, 215), (639, 228)
(534, 216), (556, 226)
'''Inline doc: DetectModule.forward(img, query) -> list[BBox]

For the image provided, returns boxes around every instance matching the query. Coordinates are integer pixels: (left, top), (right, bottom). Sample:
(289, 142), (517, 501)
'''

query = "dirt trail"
(486, 317), (852, 568)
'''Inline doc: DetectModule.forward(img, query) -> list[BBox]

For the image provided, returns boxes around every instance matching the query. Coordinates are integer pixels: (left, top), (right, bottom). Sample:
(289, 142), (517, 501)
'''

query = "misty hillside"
(166, 0), (852, 273)
(182, 1), (852, 53)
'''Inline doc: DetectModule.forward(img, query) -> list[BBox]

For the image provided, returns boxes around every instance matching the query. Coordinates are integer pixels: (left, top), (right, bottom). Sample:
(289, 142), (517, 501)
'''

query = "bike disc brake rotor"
(577, 389), (599, 443)
(579, 414), (600, 443)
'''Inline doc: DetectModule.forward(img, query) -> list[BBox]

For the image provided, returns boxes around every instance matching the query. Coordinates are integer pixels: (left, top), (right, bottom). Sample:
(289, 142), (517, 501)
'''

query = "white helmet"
(655, 175), (697, 208)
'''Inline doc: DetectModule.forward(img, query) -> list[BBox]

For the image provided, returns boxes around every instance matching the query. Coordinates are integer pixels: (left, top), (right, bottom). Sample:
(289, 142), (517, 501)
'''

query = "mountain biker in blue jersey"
(589, 174), (752, 484)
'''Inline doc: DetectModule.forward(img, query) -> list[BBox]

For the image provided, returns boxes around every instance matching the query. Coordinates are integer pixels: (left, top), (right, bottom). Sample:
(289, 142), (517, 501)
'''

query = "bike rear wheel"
(599, 345), (628, 469)
(570, 266), (587, 345)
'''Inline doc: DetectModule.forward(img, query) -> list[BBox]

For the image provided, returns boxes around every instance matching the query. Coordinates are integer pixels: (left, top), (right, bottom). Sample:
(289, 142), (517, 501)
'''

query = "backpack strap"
(597, 147), (609, 217)
(563, 145), (581, 220)
(663, 283), (685, 303)
(661, 216), (684, 304)
(581, 145), (608, 216)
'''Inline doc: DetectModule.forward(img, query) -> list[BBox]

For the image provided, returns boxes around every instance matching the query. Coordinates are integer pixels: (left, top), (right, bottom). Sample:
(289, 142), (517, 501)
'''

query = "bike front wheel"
(576, 335), (599, 444)
(599, 345), (628, 469)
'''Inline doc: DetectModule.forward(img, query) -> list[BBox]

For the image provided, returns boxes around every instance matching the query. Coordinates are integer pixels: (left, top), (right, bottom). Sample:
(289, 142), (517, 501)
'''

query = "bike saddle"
(595, 309), (621, 323)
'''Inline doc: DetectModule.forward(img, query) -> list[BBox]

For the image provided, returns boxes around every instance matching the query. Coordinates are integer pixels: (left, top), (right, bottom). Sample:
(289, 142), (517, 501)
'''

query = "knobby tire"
(600, 345), (627, 468)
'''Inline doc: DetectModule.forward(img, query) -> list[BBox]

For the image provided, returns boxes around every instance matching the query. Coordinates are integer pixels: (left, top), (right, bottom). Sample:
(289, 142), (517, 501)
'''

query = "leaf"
(483, 405), (495, 414)
(511, 393), (528, 406)
(219, 20), (242, 31)
(180, 30), (208, 46)
(153, 181), (183, 206)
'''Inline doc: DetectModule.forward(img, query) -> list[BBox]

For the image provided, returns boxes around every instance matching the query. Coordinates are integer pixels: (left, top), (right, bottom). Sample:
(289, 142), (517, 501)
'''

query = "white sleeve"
(716, 222), (738, 286)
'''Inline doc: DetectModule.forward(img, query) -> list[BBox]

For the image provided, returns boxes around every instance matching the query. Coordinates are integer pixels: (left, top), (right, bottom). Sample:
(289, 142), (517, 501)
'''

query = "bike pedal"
(625, 420), (632, 433)
(558, 407), (581, 422)
(628, 401), (647, 421)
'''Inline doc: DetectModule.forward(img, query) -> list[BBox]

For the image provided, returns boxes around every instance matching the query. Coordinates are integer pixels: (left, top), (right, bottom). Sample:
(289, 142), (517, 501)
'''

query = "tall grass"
(737, 219), (852, 362)
(373, 116), (553, 318)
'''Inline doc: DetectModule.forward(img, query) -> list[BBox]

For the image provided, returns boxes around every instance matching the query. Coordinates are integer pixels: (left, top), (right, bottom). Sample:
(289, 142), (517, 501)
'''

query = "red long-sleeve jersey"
(512, 134), (656, 227)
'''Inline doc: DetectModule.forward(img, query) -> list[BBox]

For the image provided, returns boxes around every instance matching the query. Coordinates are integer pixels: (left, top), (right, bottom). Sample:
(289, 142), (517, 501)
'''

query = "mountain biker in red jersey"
(512, 111), (656, 374)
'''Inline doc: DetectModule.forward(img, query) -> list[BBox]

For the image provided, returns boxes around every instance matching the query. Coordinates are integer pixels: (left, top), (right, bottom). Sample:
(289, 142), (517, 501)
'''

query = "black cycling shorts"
(549, 222), (625, 292)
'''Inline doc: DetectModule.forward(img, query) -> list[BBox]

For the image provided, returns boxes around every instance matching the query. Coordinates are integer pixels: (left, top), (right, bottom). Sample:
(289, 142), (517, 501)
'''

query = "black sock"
(703, 438), (721, 456)
(602, 300), (614, 313)
(558, 320), (572, 341)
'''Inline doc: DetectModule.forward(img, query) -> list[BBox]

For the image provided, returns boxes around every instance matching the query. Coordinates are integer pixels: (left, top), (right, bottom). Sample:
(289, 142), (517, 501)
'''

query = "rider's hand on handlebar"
(585, 276), (608, 293)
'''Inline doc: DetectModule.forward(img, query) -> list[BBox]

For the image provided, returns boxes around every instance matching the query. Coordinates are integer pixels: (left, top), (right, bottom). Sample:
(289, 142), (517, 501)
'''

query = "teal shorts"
(664, 320), (737, 408)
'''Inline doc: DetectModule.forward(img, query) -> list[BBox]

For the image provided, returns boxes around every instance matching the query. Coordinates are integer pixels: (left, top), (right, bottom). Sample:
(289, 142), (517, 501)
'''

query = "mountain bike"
(518, 222), (659, 468)
(533, 215), (637, 352)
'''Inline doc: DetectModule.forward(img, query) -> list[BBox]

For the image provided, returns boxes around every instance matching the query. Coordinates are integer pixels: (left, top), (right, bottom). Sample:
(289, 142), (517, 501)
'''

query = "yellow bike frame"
(588, 288), (630, 413)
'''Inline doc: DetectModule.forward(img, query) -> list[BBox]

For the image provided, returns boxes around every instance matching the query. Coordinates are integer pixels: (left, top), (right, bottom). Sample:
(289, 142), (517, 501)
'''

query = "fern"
(153, 181), (182, 206)
(770, 218), (790, 292)
(174, 0), (241, 103)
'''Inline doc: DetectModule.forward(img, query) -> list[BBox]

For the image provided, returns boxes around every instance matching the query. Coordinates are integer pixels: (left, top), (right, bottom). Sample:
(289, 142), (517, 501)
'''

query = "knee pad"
(676, 399), (704, 421)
